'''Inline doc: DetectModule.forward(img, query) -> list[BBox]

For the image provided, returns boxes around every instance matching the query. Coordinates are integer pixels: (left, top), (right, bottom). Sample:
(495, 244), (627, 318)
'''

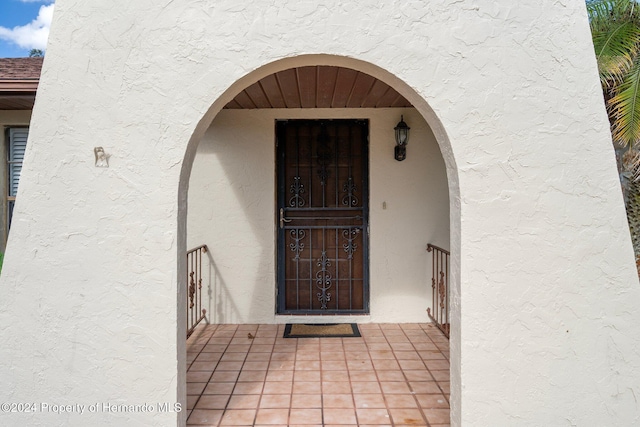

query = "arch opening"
(177, 54), (461, 425)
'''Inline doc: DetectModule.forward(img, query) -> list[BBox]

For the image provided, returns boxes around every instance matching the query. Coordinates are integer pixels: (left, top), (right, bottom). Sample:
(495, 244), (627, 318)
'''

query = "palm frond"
(593, 22), (640, 85)
(609, 61), (640, 146)
(599, 55), (633, 85)
(588, 0), (639, 29)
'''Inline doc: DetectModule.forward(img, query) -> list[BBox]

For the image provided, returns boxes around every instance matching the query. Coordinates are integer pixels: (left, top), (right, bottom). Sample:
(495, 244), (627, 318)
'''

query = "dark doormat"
(283, 323), (361, 338)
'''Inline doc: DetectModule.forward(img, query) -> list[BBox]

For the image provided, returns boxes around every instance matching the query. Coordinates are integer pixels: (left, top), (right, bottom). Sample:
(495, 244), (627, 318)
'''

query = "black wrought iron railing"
(187, 244), (208, 338)
(427, 243), (450, 339)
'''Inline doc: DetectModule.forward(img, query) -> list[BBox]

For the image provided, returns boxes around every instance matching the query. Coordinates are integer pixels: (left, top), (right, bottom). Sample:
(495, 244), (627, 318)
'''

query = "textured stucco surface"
(187, 108), (449, 324)
(0, 0), (638, 426)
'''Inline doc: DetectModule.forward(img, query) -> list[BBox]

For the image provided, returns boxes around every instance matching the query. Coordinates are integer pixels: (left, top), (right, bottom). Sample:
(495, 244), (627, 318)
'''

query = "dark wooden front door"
(277, 120), (369, 314)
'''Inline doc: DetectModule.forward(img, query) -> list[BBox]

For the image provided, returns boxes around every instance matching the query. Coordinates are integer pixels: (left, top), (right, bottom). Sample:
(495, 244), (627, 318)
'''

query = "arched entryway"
(178, 55), (461, 426)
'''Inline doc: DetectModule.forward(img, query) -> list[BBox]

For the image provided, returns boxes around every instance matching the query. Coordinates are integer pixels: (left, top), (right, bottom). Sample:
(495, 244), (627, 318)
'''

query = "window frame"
(5, 126), (29, 241)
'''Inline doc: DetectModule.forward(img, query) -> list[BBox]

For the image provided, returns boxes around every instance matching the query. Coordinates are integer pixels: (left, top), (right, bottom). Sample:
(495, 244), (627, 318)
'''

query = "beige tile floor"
(186, 323), (450, 426)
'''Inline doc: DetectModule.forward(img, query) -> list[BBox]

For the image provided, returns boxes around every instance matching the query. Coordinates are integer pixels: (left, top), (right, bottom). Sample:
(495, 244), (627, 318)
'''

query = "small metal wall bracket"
(94, 147), (109, 168)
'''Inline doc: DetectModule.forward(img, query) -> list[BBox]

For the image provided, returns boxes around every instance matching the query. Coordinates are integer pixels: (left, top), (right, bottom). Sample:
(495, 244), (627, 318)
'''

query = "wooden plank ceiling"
(225, 66), (412, 109)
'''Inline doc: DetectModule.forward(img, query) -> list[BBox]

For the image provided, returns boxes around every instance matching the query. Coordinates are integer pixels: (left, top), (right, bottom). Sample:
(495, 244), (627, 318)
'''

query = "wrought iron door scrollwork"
(289, 229), (305, 259)
(277, 120), (368, 314)
(342, 176), (358, 206)
(289, 176), (306, 207)
(342, 228), (360, 259)
(316, 251), (332, 309)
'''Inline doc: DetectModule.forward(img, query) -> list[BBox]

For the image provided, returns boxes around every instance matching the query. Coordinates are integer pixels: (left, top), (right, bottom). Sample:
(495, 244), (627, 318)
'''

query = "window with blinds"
(7, 127), (28, 231)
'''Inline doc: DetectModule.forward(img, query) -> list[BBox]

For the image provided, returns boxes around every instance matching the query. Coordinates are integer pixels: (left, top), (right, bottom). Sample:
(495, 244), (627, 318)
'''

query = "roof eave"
(0, 80), (39, 93)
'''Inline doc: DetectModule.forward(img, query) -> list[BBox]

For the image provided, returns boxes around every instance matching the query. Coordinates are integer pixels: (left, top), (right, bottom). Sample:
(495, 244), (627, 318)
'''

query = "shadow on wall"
(203, 250), (244, 324)
(187, 110), (276, 324)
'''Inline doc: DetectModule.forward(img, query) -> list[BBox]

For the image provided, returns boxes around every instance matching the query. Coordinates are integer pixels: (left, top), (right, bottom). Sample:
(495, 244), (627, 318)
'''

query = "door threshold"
(275, 314), (371, 324)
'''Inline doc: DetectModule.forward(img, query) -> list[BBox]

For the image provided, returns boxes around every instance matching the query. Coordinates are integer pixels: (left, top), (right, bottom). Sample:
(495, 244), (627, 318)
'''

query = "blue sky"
(0, 0), (55, 58)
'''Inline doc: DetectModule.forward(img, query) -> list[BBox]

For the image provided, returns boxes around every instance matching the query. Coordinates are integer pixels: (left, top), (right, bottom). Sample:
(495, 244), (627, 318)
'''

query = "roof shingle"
(0, 57), (43, 80)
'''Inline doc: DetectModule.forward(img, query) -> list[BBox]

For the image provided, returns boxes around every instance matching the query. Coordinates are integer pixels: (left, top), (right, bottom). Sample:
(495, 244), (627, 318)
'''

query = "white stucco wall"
(0, 0), (639, 426)
(187, 108), (449, 324)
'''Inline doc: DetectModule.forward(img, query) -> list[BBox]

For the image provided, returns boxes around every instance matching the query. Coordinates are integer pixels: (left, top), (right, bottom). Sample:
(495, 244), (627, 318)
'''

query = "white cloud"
(19, 1), (54, 3)
(0, 4), (55, 51)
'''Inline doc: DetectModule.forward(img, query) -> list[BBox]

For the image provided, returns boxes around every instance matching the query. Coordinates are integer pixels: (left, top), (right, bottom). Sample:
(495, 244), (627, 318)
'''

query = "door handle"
(279, 208), (292, 229)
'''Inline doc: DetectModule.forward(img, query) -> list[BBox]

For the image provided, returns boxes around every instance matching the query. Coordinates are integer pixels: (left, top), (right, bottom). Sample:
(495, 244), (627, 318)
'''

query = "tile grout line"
(235, 325), (256, 427)
(319, 338), (325, 426)
(423, 323), (451, 403)
(344, 336), (360, 426)
(216, 325), (237, 427)
(286, 335), (297, 427)
(186, 323), (221, 424)
(401, 324), (434, 427)
(364, 324), (392, 426)
(268, 325), (294, 427)
(422, 323), (451, 409)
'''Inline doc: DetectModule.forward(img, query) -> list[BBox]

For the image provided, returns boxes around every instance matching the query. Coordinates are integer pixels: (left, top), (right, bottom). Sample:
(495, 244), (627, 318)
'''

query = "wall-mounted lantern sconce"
(394, 115), (410, 161)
